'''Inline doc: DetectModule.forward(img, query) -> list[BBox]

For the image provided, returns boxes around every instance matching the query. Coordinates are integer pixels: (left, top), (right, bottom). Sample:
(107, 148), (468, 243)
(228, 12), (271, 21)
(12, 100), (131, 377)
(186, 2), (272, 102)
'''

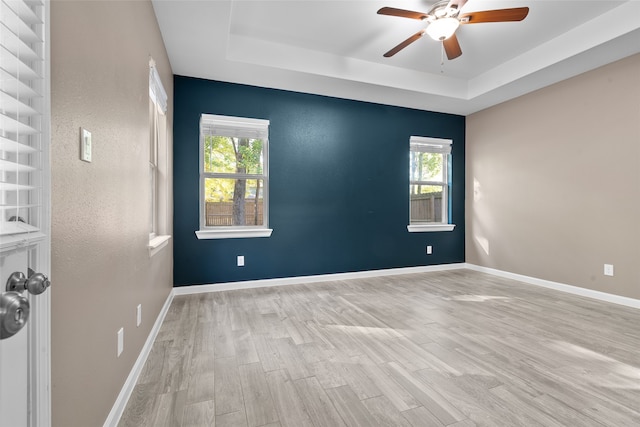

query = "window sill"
(407, 224), (456, 233)
(149, 235), (171, 257)
(196, 228), (273, 240)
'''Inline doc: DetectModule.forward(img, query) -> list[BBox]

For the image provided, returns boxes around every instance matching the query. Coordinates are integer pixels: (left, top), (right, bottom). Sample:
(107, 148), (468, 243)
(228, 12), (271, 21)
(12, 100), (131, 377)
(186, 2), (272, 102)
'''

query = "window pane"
(204, 178), (265, 226)
(203, 135), (264, 175)
(410, 151), (443, 182)
(410, 185), (443, 223)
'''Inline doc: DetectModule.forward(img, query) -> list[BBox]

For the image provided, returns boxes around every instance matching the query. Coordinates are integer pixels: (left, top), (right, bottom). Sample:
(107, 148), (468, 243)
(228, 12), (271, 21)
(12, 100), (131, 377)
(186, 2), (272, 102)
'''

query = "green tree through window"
(203, 135), (264, 225)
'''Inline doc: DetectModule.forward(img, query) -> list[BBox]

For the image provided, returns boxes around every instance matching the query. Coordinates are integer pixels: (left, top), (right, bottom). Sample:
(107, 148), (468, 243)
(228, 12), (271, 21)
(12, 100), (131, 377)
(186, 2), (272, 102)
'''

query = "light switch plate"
(117, 327), (124, 357)
(237, 255), (245, 267)
(80, 128), (92, 162)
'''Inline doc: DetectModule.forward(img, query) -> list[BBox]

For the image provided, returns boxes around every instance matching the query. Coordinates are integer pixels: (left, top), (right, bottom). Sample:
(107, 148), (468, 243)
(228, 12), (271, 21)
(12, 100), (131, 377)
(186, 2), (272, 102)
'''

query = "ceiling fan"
(378, 0), (529, 60)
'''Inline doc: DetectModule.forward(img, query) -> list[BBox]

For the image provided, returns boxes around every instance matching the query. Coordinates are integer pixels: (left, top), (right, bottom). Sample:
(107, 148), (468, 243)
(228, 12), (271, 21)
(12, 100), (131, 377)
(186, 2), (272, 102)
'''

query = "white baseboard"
(465, 263), (640, 309)
(103, 291), (174, 427)
(173, 263), (466, 295)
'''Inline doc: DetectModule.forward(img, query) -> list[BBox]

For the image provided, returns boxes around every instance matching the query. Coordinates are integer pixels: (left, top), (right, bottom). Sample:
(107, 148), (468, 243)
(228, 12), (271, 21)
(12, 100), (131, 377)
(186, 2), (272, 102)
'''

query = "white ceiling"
(151, 0), (640, 115)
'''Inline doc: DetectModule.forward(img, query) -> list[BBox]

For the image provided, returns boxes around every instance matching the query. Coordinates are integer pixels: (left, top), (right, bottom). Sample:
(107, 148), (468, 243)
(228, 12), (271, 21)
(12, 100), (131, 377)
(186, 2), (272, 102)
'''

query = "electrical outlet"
(237, 255), (245, 267)
(136, 304), (142, 327)
(426, 245), (433, 255)
(604, 264), (614, 277)
(117, 328), (124, 357)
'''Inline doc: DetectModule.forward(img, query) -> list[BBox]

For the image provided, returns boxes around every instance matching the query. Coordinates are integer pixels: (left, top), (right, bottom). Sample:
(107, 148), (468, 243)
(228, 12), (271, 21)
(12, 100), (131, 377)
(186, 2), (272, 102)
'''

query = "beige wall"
(466, 53), (640, 300)
(50, 1), (173, 426)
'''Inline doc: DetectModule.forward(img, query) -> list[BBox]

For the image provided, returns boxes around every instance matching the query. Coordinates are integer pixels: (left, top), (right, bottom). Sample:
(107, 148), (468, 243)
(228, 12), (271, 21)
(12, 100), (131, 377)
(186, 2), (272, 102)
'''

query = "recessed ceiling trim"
(469, 1), (640, 99)
(227, 33), (468, 99)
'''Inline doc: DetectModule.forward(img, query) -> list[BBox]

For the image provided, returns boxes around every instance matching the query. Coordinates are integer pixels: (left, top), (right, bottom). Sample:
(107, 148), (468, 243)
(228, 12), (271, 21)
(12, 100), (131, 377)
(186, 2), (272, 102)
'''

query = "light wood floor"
(118, 270), (640, 427)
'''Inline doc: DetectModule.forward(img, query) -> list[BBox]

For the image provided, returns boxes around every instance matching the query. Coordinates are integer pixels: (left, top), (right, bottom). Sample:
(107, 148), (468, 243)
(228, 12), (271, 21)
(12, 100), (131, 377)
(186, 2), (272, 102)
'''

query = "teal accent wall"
(173, 76), (465, 286)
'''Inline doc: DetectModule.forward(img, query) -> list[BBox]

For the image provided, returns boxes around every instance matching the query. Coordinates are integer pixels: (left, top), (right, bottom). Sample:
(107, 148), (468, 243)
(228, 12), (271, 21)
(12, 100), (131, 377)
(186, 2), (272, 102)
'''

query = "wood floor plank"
(448, 420), (478, 427)
(274, 337), (312, 380)
(230, 305), (250, 331)
(238, 362), (279, 427)
(335, 359), (382, 400)
(355, 355), (420, 412)
(213, 323), (236, 359)
(361, 395), (413, 427)
(215, 411), (247, 427)
(252, 333), (285, 373)
(282, 317), (314, 345)
(400, 406), (446, 427)
(415, 368), (507, 426)
(151, 390), (187, 427)
(193, 320), (216, 354)
(265, 369), (314, 427)
(324, 385), (379, 427)
(186, 352), (215, 405)
(385, 361), (466, 425)
(117, 383), (159, 427)
(182, 400), (215, 427)
(293, 376), (347, 427)
(490, 384), (567, 427)
(214, 357), (244, 416)
(310, 360), (348, 389)
(450, 372), (547, 426)
(233, 329), (260, 366)
(531, 393), (606, 427)
(137, 340), (170, 385)
(160, 343), (193, 393)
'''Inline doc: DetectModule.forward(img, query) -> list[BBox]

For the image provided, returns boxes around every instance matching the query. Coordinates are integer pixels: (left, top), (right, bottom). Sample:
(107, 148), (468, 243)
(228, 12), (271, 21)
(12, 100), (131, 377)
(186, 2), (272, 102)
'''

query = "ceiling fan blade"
(460, 7), (529, 24)
(383, 30), (425, 57)
(377, 7), (428, 20)
(443, 33), (462, 60)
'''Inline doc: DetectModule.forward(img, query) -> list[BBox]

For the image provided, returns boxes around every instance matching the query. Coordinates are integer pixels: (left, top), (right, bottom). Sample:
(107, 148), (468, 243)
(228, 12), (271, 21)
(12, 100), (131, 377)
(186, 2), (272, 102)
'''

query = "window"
(408, 136), (455, 232)
(148, 60), (171, 255)
(196, 114), (272, 239)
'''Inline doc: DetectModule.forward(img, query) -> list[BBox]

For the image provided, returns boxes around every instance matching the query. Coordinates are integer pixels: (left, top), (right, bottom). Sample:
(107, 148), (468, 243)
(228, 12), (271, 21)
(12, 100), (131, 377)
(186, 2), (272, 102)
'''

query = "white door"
(0, 1), (50, 426)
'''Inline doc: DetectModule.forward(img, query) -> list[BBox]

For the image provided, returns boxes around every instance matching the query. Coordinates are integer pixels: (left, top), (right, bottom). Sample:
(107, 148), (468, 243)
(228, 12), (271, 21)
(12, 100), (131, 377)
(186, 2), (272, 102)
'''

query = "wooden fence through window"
(205, 200), (263, 226)
(207, 196), (438, 226)
(410, 193), (442, 222)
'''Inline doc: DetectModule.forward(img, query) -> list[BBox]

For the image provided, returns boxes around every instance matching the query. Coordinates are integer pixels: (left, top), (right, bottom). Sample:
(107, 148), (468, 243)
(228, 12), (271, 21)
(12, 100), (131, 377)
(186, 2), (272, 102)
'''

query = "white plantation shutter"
(0, 0), (46, 250)
(149, 63), (167, 114)
(149, 62), (166, 238)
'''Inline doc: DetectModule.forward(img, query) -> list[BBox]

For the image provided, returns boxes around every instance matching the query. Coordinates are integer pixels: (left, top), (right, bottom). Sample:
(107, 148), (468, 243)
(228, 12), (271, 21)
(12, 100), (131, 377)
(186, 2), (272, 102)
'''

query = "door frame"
(28, 1), (52, 425)
(27, 290), (51, 427)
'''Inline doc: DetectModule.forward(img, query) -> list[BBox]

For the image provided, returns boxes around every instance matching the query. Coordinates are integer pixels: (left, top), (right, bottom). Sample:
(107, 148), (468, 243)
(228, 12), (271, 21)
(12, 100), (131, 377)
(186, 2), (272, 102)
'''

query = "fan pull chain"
(440, 42), (445, 73)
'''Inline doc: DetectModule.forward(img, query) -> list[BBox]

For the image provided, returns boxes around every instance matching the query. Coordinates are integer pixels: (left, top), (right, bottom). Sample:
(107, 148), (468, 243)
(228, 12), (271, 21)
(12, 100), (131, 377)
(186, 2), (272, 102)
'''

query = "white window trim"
(408, 136), (455, 232)
(196, 228), (273, 240)
(407, 224), (456, 233)
(197, 114), (272, 240)
(148, 59), (171, 255)
(149, 234), (171, 256)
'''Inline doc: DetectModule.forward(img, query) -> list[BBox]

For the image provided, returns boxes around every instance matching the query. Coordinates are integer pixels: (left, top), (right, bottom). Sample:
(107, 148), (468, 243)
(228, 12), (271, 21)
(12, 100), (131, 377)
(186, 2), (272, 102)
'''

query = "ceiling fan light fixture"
(426, 17), (459, 41)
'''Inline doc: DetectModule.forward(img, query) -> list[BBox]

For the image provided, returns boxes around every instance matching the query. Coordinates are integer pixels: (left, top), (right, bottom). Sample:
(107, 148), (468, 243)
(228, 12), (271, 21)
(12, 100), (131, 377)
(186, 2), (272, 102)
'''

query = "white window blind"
(0, 0), (46, 250)
(201, 114), (269, 140)
(410, 136), (452, 154)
